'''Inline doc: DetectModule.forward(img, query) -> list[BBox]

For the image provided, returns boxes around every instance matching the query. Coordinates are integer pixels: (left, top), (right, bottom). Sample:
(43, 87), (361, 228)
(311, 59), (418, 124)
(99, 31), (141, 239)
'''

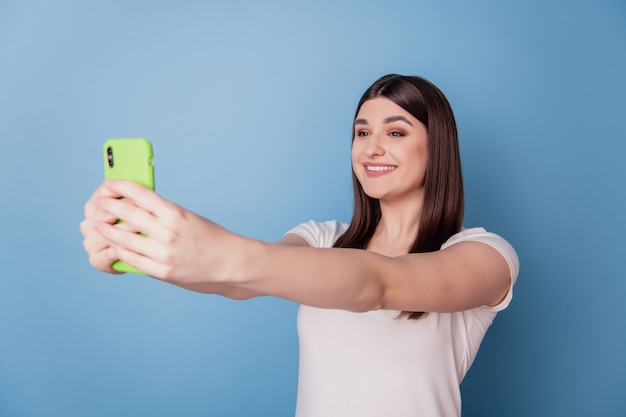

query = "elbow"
(356, 296), (385, 313)
(349, 280), (386, 313)
(223, 287), (263, 301)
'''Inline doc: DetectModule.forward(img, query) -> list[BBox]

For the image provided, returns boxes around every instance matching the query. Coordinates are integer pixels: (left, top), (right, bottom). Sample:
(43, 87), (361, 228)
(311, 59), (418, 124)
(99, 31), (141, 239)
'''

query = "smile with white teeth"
(366, 165), (397, 171)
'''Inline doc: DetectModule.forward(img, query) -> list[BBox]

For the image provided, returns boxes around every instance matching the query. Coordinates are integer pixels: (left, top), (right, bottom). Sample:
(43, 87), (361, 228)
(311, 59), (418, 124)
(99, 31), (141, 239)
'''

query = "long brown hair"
(334, 74), (464, 320)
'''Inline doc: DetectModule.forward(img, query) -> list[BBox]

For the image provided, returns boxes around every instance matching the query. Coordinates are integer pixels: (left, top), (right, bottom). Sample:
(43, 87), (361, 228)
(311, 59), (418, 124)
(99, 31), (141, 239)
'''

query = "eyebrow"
(354, 115), (414, 126)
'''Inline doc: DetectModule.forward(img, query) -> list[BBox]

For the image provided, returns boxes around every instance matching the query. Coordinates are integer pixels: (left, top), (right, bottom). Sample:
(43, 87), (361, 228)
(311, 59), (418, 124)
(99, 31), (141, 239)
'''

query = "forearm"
(169, 281), (264, 300)
(226, 239), (388, 312)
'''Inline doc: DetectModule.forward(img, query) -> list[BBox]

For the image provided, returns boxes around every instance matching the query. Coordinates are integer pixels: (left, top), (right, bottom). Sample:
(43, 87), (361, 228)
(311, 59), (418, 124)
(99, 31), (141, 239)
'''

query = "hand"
(80, 182), (133, 274)
(87, 180), (241, 285)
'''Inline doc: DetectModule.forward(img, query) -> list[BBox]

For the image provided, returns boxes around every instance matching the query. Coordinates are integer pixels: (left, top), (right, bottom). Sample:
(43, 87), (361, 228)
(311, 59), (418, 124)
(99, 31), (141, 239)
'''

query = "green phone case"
(103, 138), (155, 274)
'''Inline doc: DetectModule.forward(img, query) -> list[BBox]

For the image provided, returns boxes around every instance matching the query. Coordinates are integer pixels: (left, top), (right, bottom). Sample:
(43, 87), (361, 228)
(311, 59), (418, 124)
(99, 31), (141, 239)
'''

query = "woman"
(81, 74), (519, 416)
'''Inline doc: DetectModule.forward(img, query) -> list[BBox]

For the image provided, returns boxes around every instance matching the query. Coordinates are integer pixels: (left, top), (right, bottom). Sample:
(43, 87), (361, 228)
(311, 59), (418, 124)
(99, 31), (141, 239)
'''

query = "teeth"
(366, 165), (396, 172)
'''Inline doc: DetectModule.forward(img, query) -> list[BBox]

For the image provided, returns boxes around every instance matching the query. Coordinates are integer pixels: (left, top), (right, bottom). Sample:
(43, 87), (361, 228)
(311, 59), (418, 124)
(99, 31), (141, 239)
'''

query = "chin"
(361, 188), (388, 200)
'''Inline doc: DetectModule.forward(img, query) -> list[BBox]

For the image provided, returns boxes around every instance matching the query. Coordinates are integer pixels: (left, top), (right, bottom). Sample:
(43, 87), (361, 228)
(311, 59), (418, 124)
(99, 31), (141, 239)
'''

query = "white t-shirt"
(286, 220), (519, 417)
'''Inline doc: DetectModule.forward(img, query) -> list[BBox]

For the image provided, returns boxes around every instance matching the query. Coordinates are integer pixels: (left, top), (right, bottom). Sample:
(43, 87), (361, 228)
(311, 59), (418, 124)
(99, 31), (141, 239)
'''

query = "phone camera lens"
(107, 146), (114, 167)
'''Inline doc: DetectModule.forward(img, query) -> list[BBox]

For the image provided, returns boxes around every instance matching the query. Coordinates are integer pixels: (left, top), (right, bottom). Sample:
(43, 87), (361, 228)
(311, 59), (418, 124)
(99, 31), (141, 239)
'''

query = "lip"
(363, 162), (397, 178)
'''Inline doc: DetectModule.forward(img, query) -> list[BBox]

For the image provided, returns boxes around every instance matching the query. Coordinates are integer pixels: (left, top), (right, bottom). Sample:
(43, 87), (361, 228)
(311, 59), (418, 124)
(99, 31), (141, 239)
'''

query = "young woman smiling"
(80, 74), (519, 417)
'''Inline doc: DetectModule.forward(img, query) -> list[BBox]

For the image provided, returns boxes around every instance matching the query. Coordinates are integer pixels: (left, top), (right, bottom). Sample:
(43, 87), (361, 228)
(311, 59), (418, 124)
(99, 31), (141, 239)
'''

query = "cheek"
(350, 145), (367, 182)
(408, 140), (428, 164)
(414, 150), (429, 183)
(350, 142), (360, 165)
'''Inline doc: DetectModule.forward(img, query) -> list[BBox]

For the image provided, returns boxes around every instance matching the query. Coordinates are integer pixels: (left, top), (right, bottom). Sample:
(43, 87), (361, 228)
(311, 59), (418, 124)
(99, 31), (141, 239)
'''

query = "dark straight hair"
(334, 74), (465, 320)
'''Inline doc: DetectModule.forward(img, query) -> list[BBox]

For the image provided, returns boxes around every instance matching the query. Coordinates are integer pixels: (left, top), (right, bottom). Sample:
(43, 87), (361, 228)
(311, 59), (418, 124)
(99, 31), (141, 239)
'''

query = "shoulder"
(284, 220), (349, 248)
(442, 227), (520, 286)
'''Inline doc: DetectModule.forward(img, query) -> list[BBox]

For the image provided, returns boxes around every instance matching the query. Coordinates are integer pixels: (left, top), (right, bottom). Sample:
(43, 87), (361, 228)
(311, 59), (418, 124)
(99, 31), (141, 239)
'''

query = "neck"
(370, 196), (424, 255)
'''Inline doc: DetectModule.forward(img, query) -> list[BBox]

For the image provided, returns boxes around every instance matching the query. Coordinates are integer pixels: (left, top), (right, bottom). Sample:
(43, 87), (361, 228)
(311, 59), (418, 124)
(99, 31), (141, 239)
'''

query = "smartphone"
(103, 138), (155, 274)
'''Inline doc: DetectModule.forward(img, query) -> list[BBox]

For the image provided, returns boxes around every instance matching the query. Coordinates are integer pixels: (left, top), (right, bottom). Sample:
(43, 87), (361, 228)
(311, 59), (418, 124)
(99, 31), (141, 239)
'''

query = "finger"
(108, 242), (167, 279)
(83, 220), (139, 253)
(96, 220), (161, 260)
(114, 220), (141, 233)
(84, 181), (128, 217)
(99, 221), (179, 280)
(82, 229), (109, 253)
(80, 207), (124, 246)
(82, 218), (123, 265)
(101, 180), (187, 237)
(102, 179), (175, 218)
(89, 204), (142, 234)
(90, 207), (119, 226)
(86, 243), (124, 274)
(95, 196), (168, 240)
(82, 222), (135, 275)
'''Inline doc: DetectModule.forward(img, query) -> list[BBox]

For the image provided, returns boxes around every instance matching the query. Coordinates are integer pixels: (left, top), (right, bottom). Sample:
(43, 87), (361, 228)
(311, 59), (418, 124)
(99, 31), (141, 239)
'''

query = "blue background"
(1, 0), (624, 416)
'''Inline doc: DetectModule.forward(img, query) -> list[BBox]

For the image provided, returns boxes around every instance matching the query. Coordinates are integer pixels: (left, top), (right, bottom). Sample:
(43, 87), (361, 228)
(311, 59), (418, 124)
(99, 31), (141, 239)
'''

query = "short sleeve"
(442, 227), (520, 311)
(285, 220), (349, 249)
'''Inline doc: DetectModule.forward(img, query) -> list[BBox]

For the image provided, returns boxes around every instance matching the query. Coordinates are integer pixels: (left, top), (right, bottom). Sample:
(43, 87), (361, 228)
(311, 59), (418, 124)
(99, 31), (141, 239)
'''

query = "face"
(351, 97), (428, 203)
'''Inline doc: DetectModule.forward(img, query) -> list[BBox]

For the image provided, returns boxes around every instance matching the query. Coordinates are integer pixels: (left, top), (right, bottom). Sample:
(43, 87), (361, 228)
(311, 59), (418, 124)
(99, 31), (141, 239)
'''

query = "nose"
(364, 132), (385, 158)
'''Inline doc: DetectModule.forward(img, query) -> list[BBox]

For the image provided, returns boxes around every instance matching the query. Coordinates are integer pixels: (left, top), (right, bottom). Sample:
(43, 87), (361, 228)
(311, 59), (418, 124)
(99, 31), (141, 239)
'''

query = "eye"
(355, 130), (370, 137)
(389, 130), (406, 137)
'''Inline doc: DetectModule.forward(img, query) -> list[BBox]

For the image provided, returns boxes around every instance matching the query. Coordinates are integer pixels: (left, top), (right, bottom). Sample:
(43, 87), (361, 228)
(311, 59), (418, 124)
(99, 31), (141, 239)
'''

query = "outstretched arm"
(80, 181), (299, 300)
(242, 238), (512, 312)
(92, 180), (513, 313)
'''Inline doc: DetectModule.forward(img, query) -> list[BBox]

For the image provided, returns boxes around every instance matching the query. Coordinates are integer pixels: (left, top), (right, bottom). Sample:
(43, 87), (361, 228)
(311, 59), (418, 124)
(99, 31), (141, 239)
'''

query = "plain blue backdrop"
(1, 0), (624, 416)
